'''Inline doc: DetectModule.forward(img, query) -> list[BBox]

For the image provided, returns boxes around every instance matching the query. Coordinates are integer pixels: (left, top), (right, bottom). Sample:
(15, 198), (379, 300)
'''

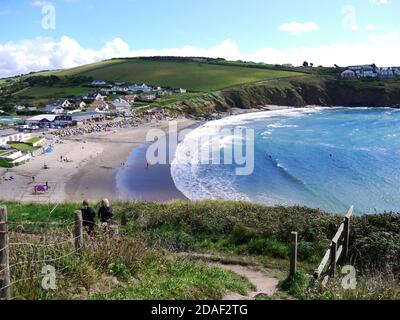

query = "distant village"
(11, 80), (187, 127)
(341, 64), (400, 80)
(0, 80), (187, 167)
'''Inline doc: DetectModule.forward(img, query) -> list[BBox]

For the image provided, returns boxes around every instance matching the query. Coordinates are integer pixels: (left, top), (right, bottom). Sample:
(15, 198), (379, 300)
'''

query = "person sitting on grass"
(98, 198), (114, 224)
(81, 199), (96, 236)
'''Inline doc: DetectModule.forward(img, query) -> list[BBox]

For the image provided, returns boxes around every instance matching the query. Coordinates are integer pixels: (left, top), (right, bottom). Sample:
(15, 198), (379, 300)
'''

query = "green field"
(14, 85), (95, 100)
(55, 59), (304, 92)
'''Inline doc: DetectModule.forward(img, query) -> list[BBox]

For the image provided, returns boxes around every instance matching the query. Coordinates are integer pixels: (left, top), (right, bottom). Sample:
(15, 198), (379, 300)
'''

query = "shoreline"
(0, 118), (197, 203)
(0, 105), (292, 204)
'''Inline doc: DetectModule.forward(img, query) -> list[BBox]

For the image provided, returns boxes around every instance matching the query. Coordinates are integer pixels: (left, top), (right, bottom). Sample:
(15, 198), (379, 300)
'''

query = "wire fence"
(0, 205), (119, 300)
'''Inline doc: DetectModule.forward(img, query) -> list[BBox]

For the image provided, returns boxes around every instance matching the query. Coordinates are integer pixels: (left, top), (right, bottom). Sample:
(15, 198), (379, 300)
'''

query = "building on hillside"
(174, 88), (187, 94)
(108, 101), (132, 115)
(156, 90), (172, 98)
(128, 84), (152, 92)
(379, 67), (394, 79)
(113, 97), (129, 104)
(14, 105), (28, 111)
(341, 70), (357, 79)
(139, 93), (157, 102)
(91, 80), (107, 86)
(348, 64), (379, 78)
(74, 101), (87, 110)
(45, 99), (72, 114)
(100, 88), (112, 94)
(44, 105), (66, 114)
(124, 95), (137, 104)
(83, 93), (105, 101)
(87, 100), (110, 113)
(95, 93), (105, 101)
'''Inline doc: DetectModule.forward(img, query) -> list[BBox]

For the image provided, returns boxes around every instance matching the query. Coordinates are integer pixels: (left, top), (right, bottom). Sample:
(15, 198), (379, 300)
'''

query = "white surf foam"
(171, 107), (329, 201)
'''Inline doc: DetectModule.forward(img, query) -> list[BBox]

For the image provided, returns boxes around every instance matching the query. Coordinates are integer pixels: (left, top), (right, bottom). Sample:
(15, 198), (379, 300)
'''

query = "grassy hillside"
(55, 58), (304, 92)
(14, 85), (95, 100)
(2, 200), (399, 300)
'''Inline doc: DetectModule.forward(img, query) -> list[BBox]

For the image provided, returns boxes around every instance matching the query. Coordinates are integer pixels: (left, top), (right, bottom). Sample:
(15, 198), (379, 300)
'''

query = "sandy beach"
(0, 106), (293, 204)
(0, 118), (196, 203)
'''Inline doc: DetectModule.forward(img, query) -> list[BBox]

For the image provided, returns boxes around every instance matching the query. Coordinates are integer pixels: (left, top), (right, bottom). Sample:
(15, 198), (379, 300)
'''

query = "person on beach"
(81, 199), (96, 236)
(98, 198), (114, 224)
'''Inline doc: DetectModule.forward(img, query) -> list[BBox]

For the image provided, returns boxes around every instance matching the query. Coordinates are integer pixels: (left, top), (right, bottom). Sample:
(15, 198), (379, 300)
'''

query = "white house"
(348, 65), (378, 78)
(379, 67), (395, 79)
(341, 70), (356, 79)
(108, 101), (131, 114)
(87, 100), (110, 113)
(75, 101), (87, 110)
(14, 105), (27, 111)
(44, 105), (66, 114)
(124, 95), (137, 104)
(95, 93), (105, 101)
(139, 93), (157, 101)
(174, 88), (187, 94)
(111, 86), (129, 92)
(45, 100), (71, 113)
(91, 80), (107, 86)
(128, 84), (152, 92)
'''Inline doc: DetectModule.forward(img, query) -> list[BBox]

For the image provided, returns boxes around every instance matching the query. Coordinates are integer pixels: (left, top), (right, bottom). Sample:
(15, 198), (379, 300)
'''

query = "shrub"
(281, 272), (309, 296)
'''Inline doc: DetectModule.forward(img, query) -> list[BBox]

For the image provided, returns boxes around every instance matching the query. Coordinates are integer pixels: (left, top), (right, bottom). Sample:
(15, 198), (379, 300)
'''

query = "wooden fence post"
(290, 232), (298, 277)
(74, 210), (84, 253)
(0, 206), (11, 300)
(330, 240), (338, 278)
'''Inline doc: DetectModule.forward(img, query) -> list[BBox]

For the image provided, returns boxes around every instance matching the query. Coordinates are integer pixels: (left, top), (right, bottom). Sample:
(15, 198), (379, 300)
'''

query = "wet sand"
(65, 118), (196, 203)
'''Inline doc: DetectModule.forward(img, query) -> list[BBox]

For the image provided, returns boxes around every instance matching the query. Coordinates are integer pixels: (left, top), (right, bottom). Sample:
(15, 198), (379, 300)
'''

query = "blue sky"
(0, 0), (399, 76)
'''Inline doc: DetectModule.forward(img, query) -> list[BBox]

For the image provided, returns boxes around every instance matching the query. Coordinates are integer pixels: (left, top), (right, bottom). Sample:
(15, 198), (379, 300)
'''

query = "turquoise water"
(171, 107), (400, 214)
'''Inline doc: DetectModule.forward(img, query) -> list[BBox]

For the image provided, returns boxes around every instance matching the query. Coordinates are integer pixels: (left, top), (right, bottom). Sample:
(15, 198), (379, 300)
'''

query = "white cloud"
(342, 5), (359, 31)
(32, 1), (51, 7)
(369, 31), (399, 41)
(370, 0), (389, 5)
(365, 24), (376, 31)
(2, 36), (400, 78)
(278, 22), (319, 36)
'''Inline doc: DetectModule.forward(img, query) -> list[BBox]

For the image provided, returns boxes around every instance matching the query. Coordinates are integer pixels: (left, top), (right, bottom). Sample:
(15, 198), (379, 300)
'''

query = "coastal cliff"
(168, 76), (400, 115)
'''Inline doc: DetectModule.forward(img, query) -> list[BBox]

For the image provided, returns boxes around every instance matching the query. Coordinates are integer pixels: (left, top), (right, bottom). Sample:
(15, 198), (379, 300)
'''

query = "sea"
(171, 107), (400, 214)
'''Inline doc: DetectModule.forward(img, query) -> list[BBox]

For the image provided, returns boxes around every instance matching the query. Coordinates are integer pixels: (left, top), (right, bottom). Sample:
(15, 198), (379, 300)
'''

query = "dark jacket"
(81, 206), (96, 229)
(98, 206), (113, 223)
